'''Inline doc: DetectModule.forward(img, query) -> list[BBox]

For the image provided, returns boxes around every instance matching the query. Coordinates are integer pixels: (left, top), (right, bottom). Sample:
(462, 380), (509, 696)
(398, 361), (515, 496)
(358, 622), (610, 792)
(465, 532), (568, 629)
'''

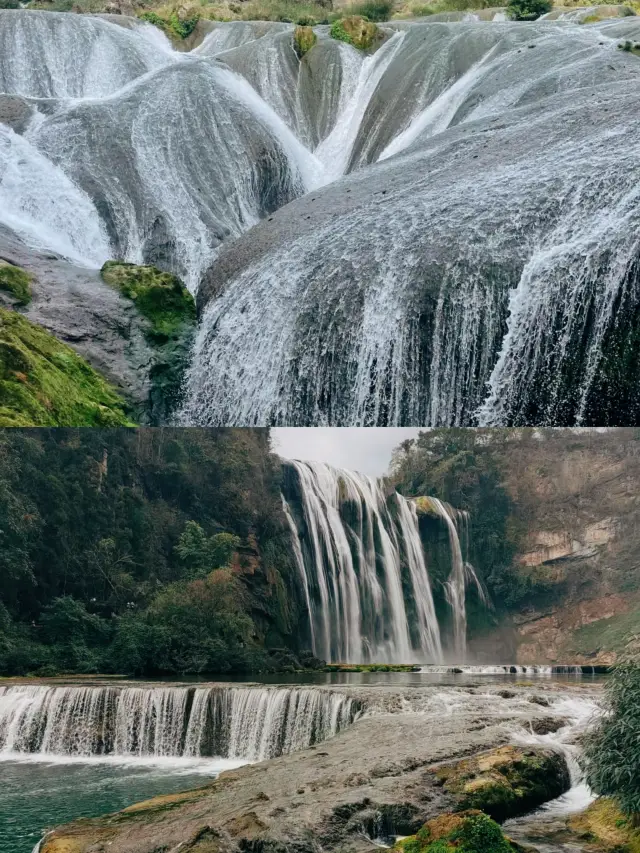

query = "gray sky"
(271, 428), (424, 477)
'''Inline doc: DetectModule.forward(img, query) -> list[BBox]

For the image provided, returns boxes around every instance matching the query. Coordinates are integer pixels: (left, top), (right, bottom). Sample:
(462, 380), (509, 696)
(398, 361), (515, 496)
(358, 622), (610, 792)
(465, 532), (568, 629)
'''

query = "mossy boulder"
(432, 745), (570, 822)
(293, 25), (317, 58)
(101, 261), (196, 421)
(329, 15), (381, 50)
(394, 810), (527, 852)
(0, 261), (32, 305)
(0, 308), (133, 426)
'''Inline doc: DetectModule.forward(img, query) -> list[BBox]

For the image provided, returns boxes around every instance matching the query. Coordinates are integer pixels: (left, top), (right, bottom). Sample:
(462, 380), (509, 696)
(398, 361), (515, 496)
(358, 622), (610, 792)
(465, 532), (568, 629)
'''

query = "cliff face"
(393, 429), (640, 665)
(501, 431), (640, 664)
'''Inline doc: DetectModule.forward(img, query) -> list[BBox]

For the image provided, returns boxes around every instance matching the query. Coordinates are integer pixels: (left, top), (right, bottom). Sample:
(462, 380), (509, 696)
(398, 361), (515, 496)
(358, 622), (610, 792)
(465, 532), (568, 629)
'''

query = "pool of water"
(0, 756), (245, 853)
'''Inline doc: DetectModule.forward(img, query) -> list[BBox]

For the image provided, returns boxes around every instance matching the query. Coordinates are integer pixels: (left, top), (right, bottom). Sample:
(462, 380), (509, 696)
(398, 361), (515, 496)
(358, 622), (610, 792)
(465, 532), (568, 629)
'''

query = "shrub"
(506, 0), (551, 19)
(293, 24), (317, 56)
(347, 0), (393, 20)
(330, 15), (380, 48)
(583, 662), (640, 822)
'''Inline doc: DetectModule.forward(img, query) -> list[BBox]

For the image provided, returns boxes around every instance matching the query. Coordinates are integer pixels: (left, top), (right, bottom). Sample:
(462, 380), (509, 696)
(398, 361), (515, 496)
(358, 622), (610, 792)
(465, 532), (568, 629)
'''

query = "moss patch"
(394, 810), (522, 852)
(101, 261), (195, 344)
(0, 308), (133, 426)
(433, 745), (570, 822)
(101, 261), (195, 421)
(293, 24), (317, 57)
(569, 798), (640, 852)
(0, 260), (32, 305)
(329, 15), (381, 49)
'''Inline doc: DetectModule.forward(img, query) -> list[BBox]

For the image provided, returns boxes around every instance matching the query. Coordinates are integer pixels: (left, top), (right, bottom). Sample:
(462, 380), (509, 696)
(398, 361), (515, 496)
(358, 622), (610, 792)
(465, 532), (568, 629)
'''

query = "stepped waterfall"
(282, 461), (483, 663)
(2, 10), (640, 425)
(0, 684), (356, 761)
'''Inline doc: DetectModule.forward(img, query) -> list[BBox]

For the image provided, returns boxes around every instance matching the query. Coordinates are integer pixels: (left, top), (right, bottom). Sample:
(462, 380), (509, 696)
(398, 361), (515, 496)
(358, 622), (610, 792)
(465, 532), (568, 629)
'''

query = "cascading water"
(0, 685), (356, 762)
(4, 11), (640, 424)
(283, 460), (483, 663)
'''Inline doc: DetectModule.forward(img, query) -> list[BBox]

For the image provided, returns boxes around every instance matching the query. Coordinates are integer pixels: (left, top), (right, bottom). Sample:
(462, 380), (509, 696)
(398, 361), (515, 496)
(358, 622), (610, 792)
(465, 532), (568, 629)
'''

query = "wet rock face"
(0, 95), (33, 133)
(186, 20), (640, 427)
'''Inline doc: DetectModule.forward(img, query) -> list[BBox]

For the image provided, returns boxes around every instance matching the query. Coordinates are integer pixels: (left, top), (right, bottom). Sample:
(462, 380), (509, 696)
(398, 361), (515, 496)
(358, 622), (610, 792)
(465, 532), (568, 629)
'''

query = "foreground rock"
(41, 686), (573, 853)
(433, 744), (570, 821)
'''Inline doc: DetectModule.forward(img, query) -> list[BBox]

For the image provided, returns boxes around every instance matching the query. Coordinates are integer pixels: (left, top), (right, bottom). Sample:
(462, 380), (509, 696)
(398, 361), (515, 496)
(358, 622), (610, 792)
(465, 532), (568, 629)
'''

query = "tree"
(583, 662), (640, 824)
(507, 0), (552, 20)
(174, 520), (240, 579)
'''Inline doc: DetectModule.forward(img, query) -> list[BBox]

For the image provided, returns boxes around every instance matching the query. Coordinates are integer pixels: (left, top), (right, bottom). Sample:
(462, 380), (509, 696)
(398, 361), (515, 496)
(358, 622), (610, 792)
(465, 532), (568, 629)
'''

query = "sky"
(271, 428), (425, 477)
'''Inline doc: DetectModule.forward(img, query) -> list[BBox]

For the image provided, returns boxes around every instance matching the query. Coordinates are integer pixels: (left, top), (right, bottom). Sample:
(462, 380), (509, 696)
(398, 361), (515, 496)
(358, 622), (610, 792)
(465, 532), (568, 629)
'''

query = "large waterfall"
(283, 461), (482, 663)
(0, 684), (356, 761)
(3, 11), (640, 423)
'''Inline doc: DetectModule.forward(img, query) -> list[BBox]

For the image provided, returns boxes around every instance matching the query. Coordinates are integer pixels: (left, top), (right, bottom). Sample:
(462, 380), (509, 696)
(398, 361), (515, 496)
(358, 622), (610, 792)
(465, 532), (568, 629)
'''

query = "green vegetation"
(567, 607), (640, 657)
(0, 261), (33, 306)
(140, 9), (200, 38)
(345, 0), (393, 20)
(0, 428), (306, 676)
(584, 662), (640, 822)
(0, 309), (132, 427)
(101, 262), (195, 344)
(0, 0), (20, 7)
(568, 797), (640, 853)
(395, 811), (518, 852)
(101, 262), (196, 421)
(293, 24), (317, 56)
(330, 15), (381, 49)
(434, 745), (569, 822)
(507, 0), (552, 19)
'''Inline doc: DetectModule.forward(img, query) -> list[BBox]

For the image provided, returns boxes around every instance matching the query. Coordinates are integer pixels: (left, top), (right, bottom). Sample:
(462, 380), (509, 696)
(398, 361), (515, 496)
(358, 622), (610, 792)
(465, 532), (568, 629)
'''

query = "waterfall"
(0, 685), (356, 762)
(284, 461), (481, 663)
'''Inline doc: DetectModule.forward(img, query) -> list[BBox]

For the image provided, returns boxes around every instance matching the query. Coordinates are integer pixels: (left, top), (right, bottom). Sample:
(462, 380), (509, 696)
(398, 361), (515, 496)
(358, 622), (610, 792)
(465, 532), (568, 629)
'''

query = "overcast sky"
(271, 428), (425, 477)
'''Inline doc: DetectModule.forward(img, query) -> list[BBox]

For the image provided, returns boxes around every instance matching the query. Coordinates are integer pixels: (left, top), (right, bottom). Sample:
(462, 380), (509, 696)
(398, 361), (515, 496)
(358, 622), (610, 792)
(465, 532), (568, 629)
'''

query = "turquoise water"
(0, 756), (244, 853)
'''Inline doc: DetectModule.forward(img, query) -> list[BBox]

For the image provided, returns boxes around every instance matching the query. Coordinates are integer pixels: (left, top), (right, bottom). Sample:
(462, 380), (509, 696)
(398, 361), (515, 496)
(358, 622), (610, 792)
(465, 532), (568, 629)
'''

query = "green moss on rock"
(433, 745), (570, 822)
(330, 15), (381, 50)
(0, 308), (133, 426)
(293, 24), (317, 57)
(101, 261), (196, 422)
(0, 260), (32, 305)
(394, 810), (524, 852)
(101, 261), (195, 344)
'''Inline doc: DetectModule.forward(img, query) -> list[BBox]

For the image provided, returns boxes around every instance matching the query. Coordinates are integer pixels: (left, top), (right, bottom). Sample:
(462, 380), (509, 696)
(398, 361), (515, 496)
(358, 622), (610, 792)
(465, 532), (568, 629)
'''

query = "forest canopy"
(0, 428), (303, 676)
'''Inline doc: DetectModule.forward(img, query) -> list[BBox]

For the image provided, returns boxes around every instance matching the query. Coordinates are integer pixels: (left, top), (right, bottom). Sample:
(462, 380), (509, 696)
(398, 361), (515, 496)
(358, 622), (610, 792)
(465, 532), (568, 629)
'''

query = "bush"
(347, 0), (393, 20)
(506, 0), (551, 19)
(583, 662), (640, 822)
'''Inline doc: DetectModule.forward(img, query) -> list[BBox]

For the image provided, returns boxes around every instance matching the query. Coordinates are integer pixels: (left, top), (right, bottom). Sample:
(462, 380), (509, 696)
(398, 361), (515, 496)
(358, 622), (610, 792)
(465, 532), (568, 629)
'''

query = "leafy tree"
(507, 0), (551, 20)
(175, 521), (240, 579)
(583, 662), (640, 824)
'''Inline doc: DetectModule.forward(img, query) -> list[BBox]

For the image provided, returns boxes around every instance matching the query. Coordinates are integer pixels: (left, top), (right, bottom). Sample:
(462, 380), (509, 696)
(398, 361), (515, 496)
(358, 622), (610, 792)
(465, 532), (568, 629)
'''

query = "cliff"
(392, 428), (640, 665)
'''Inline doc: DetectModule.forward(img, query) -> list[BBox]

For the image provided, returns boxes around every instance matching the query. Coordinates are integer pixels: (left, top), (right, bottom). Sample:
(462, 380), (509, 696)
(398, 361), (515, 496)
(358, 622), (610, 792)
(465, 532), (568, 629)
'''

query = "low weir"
(0, 684), (357, 761)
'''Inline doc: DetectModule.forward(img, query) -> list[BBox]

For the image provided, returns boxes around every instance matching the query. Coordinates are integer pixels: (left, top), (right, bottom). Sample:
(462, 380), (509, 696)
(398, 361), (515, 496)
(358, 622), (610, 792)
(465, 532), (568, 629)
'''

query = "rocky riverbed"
(37, 681), (599, 853)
